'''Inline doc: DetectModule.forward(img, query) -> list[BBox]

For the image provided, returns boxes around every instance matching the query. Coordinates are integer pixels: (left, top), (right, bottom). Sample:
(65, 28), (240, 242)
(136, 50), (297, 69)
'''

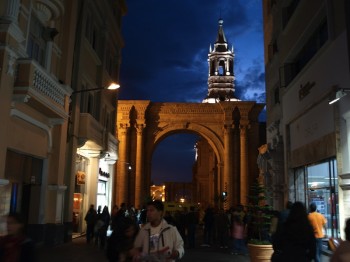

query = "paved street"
(37, 236), (331, 262)
(37, 236), (251, 262)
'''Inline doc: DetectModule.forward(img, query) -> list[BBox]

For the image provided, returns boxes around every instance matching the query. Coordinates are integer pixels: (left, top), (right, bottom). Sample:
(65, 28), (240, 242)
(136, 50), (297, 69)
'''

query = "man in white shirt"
(132, 200), (184, 261)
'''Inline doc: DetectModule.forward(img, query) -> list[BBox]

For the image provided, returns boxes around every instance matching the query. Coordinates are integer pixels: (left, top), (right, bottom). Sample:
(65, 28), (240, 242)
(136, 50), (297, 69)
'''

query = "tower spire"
(203, 18), (238, 103)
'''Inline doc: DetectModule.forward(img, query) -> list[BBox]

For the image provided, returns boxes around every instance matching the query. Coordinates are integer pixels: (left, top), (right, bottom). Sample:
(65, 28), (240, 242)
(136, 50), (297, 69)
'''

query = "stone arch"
(115, 100), (264, 209)
(153, 122), (224, 164)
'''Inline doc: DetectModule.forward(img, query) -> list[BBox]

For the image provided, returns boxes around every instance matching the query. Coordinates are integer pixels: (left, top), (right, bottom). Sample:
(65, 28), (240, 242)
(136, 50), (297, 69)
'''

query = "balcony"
(78, 113), (104, 147)
(78, 113), (118, 158)
(13, 59), (71, 119)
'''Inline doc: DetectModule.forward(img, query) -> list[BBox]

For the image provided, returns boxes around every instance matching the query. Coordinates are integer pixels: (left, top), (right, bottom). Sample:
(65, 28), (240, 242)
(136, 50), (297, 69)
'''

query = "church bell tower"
(203, 18), (238, 103)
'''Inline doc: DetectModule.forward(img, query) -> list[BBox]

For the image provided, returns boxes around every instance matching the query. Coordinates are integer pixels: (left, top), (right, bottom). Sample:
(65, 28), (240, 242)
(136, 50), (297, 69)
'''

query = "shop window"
(291, 159), (339, 238)
(97, 180), (107, 208)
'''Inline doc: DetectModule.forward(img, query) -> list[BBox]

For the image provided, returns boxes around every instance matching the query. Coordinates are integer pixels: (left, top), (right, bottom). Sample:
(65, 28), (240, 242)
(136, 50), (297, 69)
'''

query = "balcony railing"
(13, 59), (71, 119)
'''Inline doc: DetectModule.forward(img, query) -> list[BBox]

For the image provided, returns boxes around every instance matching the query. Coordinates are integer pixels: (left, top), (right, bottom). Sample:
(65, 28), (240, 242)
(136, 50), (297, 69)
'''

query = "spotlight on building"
(329, 87), (350, 104)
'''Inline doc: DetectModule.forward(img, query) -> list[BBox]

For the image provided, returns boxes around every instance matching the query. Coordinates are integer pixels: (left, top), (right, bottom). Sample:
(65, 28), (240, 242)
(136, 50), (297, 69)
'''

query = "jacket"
(134, 219), (184, 261)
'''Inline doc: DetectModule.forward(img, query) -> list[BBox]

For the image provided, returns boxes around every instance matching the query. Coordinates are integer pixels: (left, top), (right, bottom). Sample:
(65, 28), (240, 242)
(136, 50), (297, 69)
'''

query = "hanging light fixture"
(329, 86), (350, 104)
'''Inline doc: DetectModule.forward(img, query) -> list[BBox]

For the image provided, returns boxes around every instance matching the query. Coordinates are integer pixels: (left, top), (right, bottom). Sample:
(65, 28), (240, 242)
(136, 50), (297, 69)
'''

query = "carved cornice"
(34, 0), (65, 22)
(158, 103), (222, 115)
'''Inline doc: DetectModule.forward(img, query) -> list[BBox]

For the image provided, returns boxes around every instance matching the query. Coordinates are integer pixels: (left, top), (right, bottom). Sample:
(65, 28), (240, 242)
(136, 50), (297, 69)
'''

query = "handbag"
(328, 237), (342, 251)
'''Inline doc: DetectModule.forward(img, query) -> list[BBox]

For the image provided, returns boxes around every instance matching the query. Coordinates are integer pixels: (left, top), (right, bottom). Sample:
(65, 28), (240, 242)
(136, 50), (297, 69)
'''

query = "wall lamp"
(329, 87), (350, 104)
(72, 82), (120, 94)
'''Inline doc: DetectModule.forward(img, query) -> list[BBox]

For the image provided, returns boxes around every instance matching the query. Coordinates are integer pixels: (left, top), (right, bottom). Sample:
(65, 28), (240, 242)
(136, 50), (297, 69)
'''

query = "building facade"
(263, 0), (350, 239)
(0, 0), (125, 245)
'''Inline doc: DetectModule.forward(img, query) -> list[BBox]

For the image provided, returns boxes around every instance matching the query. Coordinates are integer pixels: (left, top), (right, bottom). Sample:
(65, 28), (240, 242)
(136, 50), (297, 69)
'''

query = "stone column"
(223, 124), (233, 208)
(2, 0), (20, 22)
(117, 123), (129, 205)
(135, 123), (145, 208)
(240, 121), (249, 205)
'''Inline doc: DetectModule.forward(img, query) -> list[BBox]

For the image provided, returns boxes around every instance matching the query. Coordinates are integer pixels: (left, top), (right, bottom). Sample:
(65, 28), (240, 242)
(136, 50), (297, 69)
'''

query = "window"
(268, 40), (278, 62)
(295, 19), (328, 72)
(97, 180), (107, 208)
(104, 47), (119, 79)
(282, 0), (300, 29)
(85, 13), (99, 52)
(279, 19), (328, 88)
(27, 15), (47, 66)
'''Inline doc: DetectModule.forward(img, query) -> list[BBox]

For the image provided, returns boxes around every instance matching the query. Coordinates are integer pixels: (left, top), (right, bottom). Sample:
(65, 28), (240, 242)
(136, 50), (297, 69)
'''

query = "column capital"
(135, 123), (145, 134)
(119, 123), (130, 135)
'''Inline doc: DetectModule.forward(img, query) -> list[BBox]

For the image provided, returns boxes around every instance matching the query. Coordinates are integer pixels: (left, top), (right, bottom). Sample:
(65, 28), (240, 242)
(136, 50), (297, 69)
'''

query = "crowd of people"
(1, 199), (350, 261)
(92, 200), (350, 262)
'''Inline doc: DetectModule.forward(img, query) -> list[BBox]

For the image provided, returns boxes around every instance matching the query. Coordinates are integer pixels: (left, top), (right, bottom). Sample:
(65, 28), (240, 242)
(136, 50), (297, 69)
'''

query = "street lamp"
(329, 86), (350, 104)
(72, 82), (120, 94)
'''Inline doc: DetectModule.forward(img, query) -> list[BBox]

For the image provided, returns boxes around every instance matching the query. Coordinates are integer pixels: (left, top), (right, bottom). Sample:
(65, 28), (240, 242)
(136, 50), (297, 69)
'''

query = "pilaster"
(135, 123), (145, 208)
(239, 119), (250, 205)
(117, 123), (129, 204)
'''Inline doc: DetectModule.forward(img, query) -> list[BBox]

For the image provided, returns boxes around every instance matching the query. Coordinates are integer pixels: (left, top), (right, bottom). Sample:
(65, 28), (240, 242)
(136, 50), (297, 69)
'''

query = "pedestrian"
(94, 205), (104, 246)
(215, 208), (230, 249)
(85, 204), (97, 243)
(0, 213), (36, 262)
(132, 200), (184, 262)
(279, 201), (293, 224)
(106, 216), (138, 262)
(111, 203), (127, 231)
(331, 218), (350, 262)
(138, 205), (147, 228)
(308, 202), (327, 262)
(185, 206), (199, 248)
(99, 205), (111, 249)
(202, 206), (214, 247)
(271, 201), (316, 262)
(231, 204), (247, 255)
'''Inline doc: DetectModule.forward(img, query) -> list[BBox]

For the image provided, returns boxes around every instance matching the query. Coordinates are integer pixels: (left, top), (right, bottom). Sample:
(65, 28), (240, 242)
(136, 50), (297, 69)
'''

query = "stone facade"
(115, 100), (264, 209)
(0, 0), (126, 244)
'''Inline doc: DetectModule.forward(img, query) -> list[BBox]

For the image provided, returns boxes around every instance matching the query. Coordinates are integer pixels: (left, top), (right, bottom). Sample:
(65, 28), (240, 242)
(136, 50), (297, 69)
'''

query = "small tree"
(246, 179), (273, 244)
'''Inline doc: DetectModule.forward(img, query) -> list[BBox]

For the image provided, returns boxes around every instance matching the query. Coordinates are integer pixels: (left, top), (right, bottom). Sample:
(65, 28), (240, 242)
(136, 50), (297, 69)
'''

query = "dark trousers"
(86, 224), (94, 243)
(315, 238), (323, 262)
(187, 224), (196, 248)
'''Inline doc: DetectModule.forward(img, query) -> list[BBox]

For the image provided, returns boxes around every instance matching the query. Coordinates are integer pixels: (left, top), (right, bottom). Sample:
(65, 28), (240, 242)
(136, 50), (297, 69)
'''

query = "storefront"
(72, 152), (115, 236)
(290, 158), (339, 238)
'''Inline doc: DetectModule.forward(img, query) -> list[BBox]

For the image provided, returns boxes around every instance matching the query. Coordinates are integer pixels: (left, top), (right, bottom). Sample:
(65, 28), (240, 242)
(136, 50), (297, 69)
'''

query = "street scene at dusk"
(0, 0), (349, 261)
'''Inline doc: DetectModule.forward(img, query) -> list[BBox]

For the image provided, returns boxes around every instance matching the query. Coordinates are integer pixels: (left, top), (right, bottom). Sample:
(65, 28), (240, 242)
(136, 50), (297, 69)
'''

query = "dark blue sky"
(119, 0), (265, 184)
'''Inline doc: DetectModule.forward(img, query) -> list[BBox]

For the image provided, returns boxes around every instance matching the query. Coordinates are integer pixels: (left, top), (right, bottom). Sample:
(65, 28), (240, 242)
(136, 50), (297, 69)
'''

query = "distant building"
(164, 182), (194, 203)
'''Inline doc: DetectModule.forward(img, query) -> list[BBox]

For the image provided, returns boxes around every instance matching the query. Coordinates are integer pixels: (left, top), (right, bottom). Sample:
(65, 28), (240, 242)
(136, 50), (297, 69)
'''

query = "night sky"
(119, 0), (265, 185)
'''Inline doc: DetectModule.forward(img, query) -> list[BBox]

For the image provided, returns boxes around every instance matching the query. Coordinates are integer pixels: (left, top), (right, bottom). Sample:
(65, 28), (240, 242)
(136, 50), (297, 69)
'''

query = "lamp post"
(71, 82), (120, 94)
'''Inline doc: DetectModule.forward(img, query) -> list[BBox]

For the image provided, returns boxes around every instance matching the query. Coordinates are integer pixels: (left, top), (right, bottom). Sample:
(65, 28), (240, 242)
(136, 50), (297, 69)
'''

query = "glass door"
(307, 159), (339, 238)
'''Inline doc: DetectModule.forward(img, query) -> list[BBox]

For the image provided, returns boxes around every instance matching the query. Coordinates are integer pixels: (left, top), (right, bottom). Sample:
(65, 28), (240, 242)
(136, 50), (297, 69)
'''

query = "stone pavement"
(36, 236), (251, 262)
(37, 236), (331, 262)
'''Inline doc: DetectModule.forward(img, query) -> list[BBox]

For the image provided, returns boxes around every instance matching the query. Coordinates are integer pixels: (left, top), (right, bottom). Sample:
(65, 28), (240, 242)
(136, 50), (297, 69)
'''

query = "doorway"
(291, 158), (339, 238)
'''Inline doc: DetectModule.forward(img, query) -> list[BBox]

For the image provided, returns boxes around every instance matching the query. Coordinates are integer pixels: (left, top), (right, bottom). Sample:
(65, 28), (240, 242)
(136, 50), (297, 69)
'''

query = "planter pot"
(247, 243), (274, 262)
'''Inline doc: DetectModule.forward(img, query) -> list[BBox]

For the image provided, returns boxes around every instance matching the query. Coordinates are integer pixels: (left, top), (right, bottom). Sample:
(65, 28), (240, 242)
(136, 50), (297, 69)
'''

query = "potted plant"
(245, 178), (274, 262)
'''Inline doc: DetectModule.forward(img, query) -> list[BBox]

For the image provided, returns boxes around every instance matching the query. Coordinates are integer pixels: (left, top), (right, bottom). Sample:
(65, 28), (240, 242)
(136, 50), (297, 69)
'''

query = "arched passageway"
(115, 100), (263, 209)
